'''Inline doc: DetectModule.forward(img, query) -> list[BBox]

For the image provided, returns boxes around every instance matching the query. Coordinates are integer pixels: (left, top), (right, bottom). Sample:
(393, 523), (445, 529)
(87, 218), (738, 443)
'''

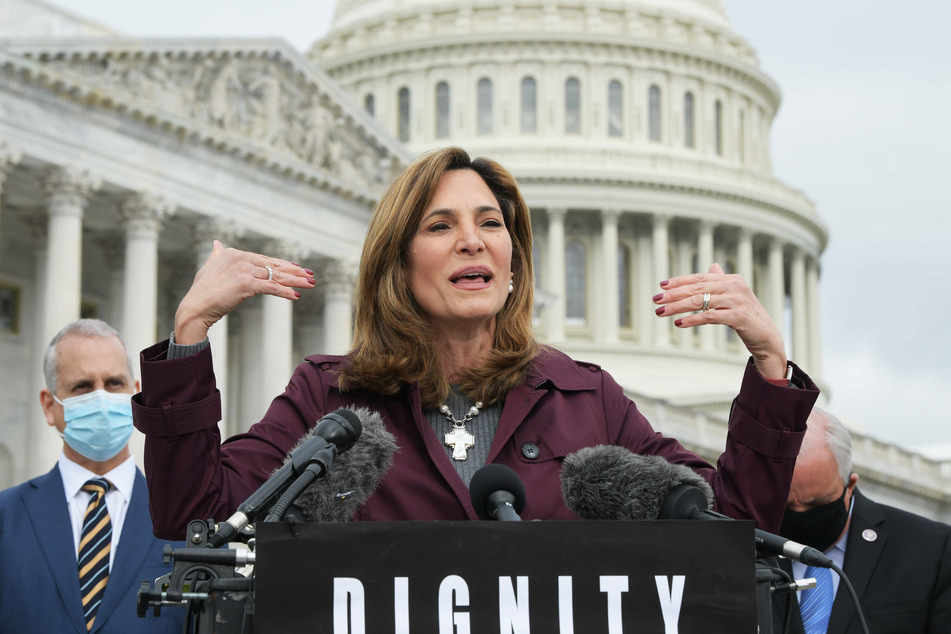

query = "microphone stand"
(262, 440), (339, 524)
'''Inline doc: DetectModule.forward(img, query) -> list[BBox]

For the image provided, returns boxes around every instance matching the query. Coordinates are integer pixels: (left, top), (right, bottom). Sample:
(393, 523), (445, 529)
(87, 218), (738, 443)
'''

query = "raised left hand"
(652, 263), (787, 380)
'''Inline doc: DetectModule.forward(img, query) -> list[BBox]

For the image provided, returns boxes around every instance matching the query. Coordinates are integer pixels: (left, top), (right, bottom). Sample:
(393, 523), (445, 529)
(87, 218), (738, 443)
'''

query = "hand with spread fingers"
(174, 240), (317, 345)
(652, 262), (787, 380)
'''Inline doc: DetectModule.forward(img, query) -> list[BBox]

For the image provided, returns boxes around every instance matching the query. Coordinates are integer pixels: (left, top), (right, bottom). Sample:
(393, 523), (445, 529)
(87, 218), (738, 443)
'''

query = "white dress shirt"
(58, 453), (136, 571)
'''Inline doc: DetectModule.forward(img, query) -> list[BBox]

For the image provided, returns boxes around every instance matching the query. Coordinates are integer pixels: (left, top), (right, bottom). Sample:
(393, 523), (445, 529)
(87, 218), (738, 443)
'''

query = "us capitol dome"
(1, 0), (946, 521)
(310, 0), (827, 410)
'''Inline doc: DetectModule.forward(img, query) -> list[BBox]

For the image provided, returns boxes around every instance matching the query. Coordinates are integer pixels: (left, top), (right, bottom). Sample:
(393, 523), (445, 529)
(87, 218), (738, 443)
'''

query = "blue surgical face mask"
(53, 389), (134, 462)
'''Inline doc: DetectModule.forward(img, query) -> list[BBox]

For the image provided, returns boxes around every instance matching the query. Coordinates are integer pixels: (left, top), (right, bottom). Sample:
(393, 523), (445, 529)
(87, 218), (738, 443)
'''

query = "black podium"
(255, 520), (756, 633)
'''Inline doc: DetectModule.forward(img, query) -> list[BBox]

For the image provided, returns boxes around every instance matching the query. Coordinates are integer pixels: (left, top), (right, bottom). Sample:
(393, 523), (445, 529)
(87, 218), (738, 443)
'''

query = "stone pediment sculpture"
(1, 39), (408, 200)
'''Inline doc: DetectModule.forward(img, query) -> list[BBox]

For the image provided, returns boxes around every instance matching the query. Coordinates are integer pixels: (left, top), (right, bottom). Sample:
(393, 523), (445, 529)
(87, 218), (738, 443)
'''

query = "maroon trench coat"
(133, 342), (818, 540)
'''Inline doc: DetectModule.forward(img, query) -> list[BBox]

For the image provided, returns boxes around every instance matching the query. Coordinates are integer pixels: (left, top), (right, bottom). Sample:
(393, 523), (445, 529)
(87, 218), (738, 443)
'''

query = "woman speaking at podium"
(132, 146), (818, 540)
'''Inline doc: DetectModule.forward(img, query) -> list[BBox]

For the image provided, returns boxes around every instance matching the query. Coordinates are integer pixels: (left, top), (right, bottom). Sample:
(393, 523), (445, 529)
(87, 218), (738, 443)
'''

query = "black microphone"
(282, 407), (398, 523)
(207, 408), (362, 547)
(560, 445), (834, 568)
(469, 463), (526, 521)
(659, 482), (834, 568)
(561, 445), (713, 521)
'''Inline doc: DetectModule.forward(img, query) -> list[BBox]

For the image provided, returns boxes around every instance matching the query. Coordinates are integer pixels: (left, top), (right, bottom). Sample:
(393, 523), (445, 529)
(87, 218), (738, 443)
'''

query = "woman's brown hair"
(338, 146), (539, 409)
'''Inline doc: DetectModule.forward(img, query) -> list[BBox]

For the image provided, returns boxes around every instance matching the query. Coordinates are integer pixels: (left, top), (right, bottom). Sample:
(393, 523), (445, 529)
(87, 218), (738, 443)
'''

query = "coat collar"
(828, 488), (885, 632)
(24, 465), (87, 632)
(23, 465), (159, 633)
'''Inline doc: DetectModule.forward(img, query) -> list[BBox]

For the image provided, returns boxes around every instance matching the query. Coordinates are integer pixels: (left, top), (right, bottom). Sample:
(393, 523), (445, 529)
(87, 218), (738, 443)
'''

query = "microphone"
(560, 445), (713, 521)
(659, 483), (834, 568)
(560, 445), (834, 568)
(207, 408), (363, 547)
(469, 463), (526, 521)
(283, 407), (398, 523)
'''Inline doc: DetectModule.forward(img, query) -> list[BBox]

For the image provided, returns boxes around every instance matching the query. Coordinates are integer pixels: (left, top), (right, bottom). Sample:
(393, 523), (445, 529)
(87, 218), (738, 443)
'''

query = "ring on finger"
(702, 292), (711, 312)
(265, 264), (274, 282)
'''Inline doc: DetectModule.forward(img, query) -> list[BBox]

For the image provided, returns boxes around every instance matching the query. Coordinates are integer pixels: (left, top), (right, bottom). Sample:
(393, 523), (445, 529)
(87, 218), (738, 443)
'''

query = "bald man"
(773, 408), (951, 634)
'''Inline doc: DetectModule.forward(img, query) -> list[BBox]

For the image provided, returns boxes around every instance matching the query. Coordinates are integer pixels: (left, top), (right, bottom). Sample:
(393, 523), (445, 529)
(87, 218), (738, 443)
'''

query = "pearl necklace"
(441, 399), (483, 461)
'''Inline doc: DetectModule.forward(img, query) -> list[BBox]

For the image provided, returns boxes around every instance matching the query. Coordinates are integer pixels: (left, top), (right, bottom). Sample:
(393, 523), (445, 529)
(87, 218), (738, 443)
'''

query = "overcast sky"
(42, 0), (951, 456)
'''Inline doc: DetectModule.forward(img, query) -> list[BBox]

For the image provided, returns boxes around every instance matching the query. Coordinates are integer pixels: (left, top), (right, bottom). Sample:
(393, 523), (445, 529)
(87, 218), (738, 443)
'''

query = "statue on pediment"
(35, 51), (391, 190)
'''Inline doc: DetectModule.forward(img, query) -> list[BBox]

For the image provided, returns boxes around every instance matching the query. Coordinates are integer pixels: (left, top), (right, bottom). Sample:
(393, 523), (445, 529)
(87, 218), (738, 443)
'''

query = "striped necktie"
(799, 565), (833, 634)
(79, 478), (112, 631)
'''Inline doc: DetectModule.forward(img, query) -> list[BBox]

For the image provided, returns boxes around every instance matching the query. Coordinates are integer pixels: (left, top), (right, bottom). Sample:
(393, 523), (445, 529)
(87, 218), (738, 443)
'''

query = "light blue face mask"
(53, 389), (134, 462)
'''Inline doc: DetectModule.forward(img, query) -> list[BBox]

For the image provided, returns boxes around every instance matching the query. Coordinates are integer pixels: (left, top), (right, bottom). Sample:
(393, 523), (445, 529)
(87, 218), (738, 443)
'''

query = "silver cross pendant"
(444, 426), (475, 461)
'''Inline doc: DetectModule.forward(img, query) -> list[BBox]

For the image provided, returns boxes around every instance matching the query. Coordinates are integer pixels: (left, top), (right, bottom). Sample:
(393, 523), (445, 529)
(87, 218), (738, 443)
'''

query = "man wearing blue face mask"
(772, 407), (951, 634)
(0, 319), (184, 633)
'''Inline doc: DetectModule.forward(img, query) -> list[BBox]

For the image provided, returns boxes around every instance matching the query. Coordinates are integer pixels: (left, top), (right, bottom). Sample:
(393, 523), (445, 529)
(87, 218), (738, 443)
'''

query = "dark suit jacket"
(0, 464), (185, 633)
(772, 488), (951, 634)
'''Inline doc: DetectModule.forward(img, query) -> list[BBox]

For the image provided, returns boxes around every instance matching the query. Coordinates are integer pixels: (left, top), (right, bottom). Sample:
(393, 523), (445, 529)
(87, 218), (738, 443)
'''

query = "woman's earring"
(508, 280), (514, 294)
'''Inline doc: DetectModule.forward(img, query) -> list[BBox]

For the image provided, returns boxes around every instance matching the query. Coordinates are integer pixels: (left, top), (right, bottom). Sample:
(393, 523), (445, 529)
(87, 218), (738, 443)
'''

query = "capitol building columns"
(260, 240), (303, 407)
(806, 256), (823, 378)
(544, 207), (567, 343)
(322, 260), (357, 356)
(529, 205), (823, 378)
(40, 167), (99, 350)
(599, 209), (621, 345)
(766, 237), (786, 329)
(0, 143), (23, 260)
(119, 193), (174, 463)
(737, 228), (754, 288)
(789, 248), (808, 369)
(651, 214), (671, 347)
(31, 168), (99, 469)
(120, 193), (175, 380)
(697, 220), (715, 351)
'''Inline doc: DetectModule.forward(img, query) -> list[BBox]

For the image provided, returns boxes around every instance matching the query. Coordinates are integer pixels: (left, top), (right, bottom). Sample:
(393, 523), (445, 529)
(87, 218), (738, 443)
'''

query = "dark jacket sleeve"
(602, 357), (817, 533)
(708, 359), (817, 533)
(132, 339), (330, 539)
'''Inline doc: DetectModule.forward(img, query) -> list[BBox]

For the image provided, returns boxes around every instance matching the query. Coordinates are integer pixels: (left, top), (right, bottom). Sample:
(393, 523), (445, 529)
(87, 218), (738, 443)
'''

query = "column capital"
(547, 207), (568, 222)
(0, 142), (23, 183)
(790, 247), (806, 264)
(193, 216), (247, 248)
(120, 192), (176, 235)
(600, 208), (622, 225)
(322, 259), (359, 287)
(42, 166), (101, 211)
(263, 238), (310, 264)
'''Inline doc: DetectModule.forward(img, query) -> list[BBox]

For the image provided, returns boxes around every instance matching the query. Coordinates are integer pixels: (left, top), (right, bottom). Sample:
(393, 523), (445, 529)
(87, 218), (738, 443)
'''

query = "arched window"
(477, 78), (493, 135)
(608, 80), (623, 137)
(566, 241), (586, 323)
(648, 84), (662, 141)
(398, 87), (411, 142)
(565, 77), (581, 134)
(715, 100), (723, 156)
(521, 76), (537, 134)
(364, 93), (375, 118)
(618, 243), (631, 328)
(436, 81), (450, 138)
(684, 92), (695, 148)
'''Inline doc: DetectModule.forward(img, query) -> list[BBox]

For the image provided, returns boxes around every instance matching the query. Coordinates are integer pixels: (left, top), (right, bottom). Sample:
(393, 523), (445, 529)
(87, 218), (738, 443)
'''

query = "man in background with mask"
(773, 407), (951, 634)
(0, 319), (183, 633)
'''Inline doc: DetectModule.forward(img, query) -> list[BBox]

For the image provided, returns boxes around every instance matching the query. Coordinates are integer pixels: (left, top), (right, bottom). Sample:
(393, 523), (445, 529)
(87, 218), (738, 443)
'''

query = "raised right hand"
(174, 240), (316, 345)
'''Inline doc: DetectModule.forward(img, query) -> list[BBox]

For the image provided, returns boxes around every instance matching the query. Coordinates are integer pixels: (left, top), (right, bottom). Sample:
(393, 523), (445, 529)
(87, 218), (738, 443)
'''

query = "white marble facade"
(1, 0), (949, 521)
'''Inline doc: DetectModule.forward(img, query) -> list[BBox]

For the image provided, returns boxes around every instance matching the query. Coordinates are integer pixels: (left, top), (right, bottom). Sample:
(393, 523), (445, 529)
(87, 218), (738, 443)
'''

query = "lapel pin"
(862, 529), (878, 542)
